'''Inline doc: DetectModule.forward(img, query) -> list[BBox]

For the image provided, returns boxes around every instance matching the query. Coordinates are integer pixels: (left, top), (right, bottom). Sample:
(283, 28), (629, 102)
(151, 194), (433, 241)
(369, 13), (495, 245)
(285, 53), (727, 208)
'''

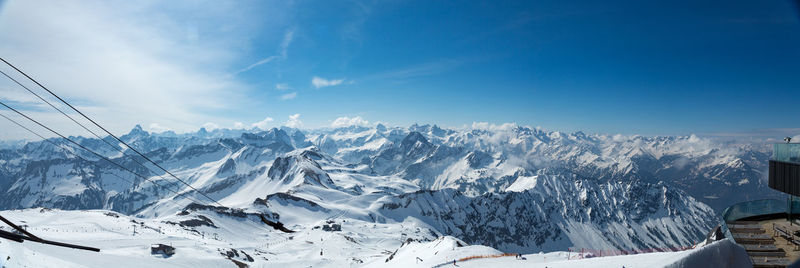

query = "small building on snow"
(151, 244), (175, 256)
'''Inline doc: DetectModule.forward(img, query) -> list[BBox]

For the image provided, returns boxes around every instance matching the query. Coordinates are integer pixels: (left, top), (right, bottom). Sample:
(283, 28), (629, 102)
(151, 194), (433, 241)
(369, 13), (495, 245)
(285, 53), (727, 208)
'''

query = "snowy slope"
(373, 237), (750, 268)
(0, 209), (747, 268)
(0, 208), (438, 268)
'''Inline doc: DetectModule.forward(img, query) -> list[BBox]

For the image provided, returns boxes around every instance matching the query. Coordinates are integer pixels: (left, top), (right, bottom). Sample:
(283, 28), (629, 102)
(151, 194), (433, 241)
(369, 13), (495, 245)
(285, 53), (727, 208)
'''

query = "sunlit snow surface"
(0, 209), (748, 268)
(372, 236), (750, 268)
(0, 209), (433, 267)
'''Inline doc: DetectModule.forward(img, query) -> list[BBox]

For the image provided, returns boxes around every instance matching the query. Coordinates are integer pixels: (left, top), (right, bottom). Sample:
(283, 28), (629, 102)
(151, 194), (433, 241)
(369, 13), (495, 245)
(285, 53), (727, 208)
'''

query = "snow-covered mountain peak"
(400, 132), (431, 150)
(121, 124), (149, 141)
(376, 123), (387, 132)
(267, 149), (336, 190)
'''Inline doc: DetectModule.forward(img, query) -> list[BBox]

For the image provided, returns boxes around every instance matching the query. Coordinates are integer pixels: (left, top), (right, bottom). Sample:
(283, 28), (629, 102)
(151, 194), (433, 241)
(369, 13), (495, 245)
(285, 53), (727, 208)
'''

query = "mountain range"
(0, 123), (778, 253)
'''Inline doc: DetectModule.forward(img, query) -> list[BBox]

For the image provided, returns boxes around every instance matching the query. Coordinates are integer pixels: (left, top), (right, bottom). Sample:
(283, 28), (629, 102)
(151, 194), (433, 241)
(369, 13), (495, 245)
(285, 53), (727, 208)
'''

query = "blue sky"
(0, 0), (799, 139)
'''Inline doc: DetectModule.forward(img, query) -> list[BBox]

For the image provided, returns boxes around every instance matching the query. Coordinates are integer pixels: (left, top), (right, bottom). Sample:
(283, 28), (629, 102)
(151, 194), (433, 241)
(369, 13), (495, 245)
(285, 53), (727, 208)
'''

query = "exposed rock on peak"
(267, 151), (336, 189)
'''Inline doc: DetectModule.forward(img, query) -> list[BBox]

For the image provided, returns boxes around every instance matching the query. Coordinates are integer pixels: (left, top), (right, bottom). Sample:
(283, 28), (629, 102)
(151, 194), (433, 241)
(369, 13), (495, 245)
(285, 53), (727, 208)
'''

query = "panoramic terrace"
(720, 143), (800, 267)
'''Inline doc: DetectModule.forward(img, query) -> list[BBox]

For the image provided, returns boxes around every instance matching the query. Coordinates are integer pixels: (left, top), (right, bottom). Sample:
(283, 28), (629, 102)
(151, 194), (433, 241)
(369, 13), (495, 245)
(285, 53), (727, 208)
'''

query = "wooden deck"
(744, 244), (781, 252)
(732, 233), (776, 244)
(752, 257), (792, 268)
(728, 220), (794, 267)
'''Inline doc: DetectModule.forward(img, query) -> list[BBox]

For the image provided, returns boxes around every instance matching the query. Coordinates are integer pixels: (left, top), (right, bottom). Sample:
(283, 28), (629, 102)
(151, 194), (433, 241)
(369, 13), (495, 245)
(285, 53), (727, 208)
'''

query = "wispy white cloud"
(233, 122), (246, 129)
(331, 116), (370, 128)
(202, 122), (220, 130)
(234, 56), (279, 74)
(275, 83), (291, 90)
(280, 30), (294, 56)
(280, 92), (297, 100)
(0, 1), (272, 139)
(234, 29), (294, 75)
(251, 117), (274, 129)
(312, 76), (344, 88)
(285, 113), (303, 128)
(471, 122), (518, 131)
(363, 59), (466, 82)
(148, 123), (171, 133)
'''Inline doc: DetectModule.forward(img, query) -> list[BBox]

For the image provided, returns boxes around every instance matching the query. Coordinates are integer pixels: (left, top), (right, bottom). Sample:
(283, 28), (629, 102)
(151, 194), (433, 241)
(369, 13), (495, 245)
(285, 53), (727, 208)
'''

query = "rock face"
(267, 150), (336, 189)
(0, 124), (768, 252)
(377, 174), (716, 252)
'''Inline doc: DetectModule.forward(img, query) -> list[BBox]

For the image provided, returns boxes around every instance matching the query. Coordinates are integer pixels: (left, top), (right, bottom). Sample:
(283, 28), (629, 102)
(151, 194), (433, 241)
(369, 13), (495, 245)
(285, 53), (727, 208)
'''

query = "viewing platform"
(725, 142), (800, 267)
(722, 199), (800, 267)
(717, 143), (800, 267)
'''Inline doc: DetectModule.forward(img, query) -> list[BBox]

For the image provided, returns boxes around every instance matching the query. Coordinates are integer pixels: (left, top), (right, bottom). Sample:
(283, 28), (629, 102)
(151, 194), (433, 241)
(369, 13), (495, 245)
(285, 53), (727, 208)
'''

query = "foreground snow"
(0, 208), (748, 268)
(0, 208), (431, 267)
(374, 237), (750, 268)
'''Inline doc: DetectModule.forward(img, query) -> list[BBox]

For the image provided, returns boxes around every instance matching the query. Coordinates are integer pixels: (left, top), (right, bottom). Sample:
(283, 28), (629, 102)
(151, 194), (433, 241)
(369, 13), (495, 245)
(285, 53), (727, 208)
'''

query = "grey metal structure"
(769, 143), (800, 196)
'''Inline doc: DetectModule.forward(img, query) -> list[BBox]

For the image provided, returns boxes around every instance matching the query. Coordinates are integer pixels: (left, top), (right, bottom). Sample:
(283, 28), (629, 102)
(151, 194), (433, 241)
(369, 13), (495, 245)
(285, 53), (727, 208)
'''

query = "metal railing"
(720, 198), (800, 241)
(721, 199), (791, 222)
(774, 143), (800, 163)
